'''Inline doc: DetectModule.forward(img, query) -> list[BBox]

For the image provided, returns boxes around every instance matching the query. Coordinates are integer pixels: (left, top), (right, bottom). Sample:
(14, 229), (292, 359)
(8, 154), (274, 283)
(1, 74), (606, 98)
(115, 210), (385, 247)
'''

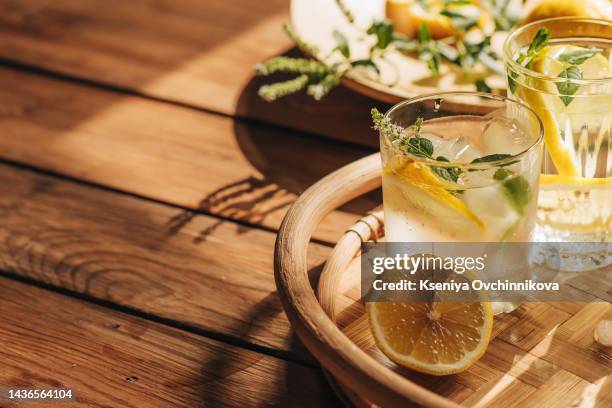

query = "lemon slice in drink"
(368, 297), (493, 375)
(522, 45), (612, 176)
(387, 160), (485, 230)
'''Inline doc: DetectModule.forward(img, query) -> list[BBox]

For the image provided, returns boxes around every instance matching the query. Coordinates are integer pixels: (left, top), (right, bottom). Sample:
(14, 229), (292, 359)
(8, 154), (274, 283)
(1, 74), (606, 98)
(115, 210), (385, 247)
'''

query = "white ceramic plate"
(290, 0), (509, 104)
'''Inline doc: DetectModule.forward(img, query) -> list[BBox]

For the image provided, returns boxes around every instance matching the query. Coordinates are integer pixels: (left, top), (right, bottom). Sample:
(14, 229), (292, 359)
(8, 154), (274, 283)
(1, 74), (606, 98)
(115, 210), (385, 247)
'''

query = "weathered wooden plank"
(0, 277), (337, 408)
(0, 0), (382, 147)
(0, 66), (379, 244)
(0, 163), (329, 361)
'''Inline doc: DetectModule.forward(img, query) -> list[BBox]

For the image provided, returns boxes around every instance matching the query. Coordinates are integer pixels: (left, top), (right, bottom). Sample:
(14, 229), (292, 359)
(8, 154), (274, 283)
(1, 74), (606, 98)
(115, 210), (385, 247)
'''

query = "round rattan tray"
(274, 153), (610, 408)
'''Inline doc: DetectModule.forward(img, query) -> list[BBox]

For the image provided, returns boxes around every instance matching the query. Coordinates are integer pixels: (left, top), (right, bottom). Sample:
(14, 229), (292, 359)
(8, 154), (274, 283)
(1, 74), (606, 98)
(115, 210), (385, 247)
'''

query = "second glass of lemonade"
(504, 18), (612, 245)
(381, 93), (544, 243)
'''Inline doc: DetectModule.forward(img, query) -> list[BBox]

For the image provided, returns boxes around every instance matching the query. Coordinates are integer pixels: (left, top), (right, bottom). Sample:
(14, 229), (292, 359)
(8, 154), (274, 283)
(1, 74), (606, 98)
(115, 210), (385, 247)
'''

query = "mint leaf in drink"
(556, 65), (582, 106)
(432, 156), (462, 182)
(471, 154), (513, 164)
(493, 168), (512, 181)
(404, 137), (434, 158)
(507, 74), (518, 94)
(367, 21), (394, 51)
(332, 30), (350, 59)
(475, 78), (492, 93)
(557, 48), (603, 65)
(527, 28), (551, 56)
(502, 176), (532, 215)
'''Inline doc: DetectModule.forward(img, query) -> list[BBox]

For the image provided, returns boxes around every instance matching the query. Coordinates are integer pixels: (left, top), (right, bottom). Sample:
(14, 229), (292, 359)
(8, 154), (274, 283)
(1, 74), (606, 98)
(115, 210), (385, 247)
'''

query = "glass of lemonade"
(379, 92), (544, 243)
(504, 18), (612, 245)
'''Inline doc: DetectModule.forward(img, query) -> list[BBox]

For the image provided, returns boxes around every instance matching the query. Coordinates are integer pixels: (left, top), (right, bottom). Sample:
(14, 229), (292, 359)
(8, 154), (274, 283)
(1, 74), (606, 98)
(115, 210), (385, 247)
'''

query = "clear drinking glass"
(380, 92), (544, 243)
(504, 18), (612, 244)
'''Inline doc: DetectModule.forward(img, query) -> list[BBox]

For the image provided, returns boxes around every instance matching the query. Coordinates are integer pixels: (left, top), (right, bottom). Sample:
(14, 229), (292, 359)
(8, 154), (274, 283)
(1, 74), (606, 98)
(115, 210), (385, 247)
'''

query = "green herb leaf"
(351, 59), (380, 74)
(475, 78), (492, 93)
(507, 74), (517, 94)
(332, 30), (350, 59)
(556, 65), (583, 106)
(527, 28), (551, 56)
(418, 23), (432, 42)
(557, 48), (603, 65)
(493, 168), (512, 181)
(404, 137), (434, 158)
(432, 156), (462, 182)
(367, 21), (394, 51)
(255, 57), (329, 76)
(471, 154), (513, 164)
(258, 74), (310, 102)
(282, 23), (320, 56)
(502, 176), (532, 215)
(335, 0), (355, 24)
(307, 73), (341, 100)
(440, 9), (479, 31)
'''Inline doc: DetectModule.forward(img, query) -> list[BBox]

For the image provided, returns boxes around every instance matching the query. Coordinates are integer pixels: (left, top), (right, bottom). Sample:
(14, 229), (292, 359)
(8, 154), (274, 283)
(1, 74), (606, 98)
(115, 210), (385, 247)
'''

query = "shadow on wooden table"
(197, 265), (339, 407)
(235, 48), (388, 149)
(233, 71), (384, 220)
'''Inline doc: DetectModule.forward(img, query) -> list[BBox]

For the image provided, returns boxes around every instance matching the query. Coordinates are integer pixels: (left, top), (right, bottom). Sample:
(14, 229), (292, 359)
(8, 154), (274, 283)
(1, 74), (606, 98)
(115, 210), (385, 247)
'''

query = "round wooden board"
(289, 0), (509, 106)
(275, 153), (611, 408)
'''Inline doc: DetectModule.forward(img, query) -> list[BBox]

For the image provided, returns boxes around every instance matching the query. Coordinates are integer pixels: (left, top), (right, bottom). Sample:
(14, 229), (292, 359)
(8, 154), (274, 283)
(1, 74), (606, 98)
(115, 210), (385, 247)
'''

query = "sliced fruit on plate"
(386, 0), (494, 39)
(368, 297), (493, 375)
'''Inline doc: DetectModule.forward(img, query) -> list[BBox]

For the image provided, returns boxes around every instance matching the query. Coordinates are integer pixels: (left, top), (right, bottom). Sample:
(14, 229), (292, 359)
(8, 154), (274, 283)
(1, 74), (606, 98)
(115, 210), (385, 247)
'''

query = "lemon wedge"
(388, 160), (486, 229)
(368, 297), (493, 375)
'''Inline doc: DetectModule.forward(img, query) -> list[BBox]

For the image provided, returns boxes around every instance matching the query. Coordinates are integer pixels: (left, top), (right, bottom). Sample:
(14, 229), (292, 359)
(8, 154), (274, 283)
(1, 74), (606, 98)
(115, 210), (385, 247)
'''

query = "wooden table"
(0, 1), (388, 406)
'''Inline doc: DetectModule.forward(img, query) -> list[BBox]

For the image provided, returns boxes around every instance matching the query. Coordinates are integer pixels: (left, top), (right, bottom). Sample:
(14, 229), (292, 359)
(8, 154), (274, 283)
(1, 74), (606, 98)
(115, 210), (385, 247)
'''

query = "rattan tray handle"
(274, 153), (460, 408)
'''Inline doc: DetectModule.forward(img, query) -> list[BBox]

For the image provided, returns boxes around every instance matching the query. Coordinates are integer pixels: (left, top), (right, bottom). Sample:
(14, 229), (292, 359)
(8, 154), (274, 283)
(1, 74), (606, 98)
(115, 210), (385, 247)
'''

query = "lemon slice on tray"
(368, 296), (493, 375)
(520, 45), (612, 176)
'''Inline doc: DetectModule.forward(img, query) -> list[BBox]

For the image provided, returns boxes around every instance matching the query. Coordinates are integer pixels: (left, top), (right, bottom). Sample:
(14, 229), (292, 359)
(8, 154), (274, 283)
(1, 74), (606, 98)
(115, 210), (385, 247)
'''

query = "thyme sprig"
(258, 1), (508, 101)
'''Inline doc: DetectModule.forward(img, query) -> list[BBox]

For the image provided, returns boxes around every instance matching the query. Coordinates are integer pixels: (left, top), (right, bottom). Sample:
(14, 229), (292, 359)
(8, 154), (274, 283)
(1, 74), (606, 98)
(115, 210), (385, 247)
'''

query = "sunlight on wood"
(141, 11), (289, 110)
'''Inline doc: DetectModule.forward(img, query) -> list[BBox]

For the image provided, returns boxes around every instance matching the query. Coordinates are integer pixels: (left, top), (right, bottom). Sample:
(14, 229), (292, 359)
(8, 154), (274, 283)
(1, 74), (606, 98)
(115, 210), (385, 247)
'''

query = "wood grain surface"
(0, 277), (337, 407)
(0, 66), (379, 244)
(0, 162), (329, 362)
(0, 0), (384, 147)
